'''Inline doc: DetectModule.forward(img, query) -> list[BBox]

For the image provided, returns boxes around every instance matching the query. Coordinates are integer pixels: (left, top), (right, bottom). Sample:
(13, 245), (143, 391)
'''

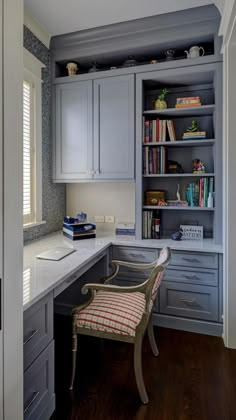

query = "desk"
(23, 231), (223, 419)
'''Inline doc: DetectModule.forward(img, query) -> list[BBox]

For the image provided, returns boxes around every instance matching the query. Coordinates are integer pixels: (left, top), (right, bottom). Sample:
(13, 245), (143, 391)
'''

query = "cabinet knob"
(94, 169), (100, 174)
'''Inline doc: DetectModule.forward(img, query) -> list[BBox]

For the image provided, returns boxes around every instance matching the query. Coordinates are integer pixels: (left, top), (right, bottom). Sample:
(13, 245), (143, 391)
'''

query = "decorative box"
(144, 190), (166, 206)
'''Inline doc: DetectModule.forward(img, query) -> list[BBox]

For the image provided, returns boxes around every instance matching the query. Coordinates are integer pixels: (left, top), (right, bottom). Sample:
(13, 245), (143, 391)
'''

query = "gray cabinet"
(53, 75), (135, 182)
(93, 75), (134, 179)
(54, 80), (93, 180)
(24, 293), (55, 420)
(112, 245), (223, 336)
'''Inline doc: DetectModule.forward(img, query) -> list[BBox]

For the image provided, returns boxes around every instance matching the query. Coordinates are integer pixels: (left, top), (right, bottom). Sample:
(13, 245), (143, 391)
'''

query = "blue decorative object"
(76, 212), (87, 223)
(171, 228), (183, 241)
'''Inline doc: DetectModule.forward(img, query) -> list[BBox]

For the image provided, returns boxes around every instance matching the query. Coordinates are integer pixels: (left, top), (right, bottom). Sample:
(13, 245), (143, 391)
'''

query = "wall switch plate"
(105, 216), (115, 223)
(95, 216), (105, 223)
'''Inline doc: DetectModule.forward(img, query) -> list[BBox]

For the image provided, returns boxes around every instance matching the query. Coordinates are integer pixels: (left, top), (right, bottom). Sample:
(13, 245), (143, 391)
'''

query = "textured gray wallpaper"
(24, 26), (65, 243)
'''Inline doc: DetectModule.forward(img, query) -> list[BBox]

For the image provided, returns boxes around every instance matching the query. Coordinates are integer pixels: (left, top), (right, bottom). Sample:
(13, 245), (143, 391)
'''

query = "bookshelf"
(136, 62), (222, 242)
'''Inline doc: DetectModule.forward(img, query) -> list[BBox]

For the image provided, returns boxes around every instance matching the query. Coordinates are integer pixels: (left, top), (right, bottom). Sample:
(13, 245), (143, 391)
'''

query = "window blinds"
(23, 80), (34, 223)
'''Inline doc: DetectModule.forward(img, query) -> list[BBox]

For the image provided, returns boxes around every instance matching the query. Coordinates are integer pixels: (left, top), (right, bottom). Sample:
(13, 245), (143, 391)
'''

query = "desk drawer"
(24, 341), (54, 420)
(112, 246), (157, 263)
(160, 282), (218, 321)
(24, 292), (53, 371)
(170, 251), (218, 269)
(164, 268), (218, 287)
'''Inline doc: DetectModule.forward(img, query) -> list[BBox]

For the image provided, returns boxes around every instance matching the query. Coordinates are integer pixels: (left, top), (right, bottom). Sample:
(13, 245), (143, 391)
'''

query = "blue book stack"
(63, 222), (96, 240)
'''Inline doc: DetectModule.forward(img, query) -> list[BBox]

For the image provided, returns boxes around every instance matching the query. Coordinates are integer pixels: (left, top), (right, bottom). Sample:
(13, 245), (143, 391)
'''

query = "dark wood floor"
(51, 315), (236, 420)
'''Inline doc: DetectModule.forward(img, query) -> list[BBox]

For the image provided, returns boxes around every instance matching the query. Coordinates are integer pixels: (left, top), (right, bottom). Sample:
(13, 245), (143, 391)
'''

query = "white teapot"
(185, 46), (205, 59)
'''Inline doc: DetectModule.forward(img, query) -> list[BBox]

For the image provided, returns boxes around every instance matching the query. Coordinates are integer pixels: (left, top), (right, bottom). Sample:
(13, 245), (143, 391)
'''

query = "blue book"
(63, 223), (96, 232)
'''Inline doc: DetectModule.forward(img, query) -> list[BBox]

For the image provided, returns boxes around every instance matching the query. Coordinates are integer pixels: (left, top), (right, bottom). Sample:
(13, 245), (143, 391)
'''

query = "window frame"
(23, 48), (45, 227)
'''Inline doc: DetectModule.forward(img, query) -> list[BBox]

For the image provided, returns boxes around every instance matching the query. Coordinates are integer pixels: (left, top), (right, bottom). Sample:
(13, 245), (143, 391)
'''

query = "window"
(23, 49), (45, 226)
(23, 79), (35, 224)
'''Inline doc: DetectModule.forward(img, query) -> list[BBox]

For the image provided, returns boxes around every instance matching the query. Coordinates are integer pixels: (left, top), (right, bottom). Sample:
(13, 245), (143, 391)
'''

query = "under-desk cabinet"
(112, 246), (223, 336)
(53, 74), (135, 182)
(24, 292), (55, 420)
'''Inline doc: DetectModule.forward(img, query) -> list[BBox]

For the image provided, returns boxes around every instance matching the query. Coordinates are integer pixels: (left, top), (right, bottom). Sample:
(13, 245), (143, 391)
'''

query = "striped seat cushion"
(75, 291), (146, 337)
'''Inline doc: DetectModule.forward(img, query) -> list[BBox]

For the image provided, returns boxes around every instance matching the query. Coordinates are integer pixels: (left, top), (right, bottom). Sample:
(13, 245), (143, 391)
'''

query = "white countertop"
(23, 231), (223, 311)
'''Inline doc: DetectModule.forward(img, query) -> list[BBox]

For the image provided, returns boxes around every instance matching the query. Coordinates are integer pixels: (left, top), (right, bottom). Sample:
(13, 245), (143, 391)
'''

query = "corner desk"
(23, 231), (223, 419)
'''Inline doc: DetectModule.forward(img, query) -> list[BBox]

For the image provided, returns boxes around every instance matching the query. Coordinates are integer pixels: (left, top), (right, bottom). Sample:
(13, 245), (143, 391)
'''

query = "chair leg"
(69, 332), (78, 390)
(134, 334), (148, 404)
(147, 317), (159, 357)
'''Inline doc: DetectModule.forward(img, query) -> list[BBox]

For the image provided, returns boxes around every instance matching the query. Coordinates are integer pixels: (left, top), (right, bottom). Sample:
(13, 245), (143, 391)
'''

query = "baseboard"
(153, 313), (223, 337)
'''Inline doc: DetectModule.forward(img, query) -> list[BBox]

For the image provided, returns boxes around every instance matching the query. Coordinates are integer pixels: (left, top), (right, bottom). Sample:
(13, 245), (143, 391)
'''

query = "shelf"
(143, 206), (215, 211)
(143, 173), (215, 178)
(142, 139), (215, 147)
(143, 104), (215, 117)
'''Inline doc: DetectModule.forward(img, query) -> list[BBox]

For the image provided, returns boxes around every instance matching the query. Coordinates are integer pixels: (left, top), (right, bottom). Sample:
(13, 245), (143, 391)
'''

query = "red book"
(145, 120), (150, 143)
(156, 118), (159, 142)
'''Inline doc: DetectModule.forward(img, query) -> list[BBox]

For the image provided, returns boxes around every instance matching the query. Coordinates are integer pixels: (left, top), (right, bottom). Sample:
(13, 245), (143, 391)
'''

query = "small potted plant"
(153, 88), (169, 110)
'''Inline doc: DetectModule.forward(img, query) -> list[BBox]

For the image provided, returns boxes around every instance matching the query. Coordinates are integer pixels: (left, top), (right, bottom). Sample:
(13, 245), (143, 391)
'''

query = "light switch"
(105, 216), (115, 223)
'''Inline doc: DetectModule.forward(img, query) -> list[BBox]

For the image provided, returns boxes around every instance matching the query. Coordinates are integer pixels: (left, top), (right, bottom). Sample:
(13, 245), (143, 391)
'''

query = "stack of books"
(183, 131), (206, 140)
(175, 96), (202, 108)
(115, 222), (135, 236)
(143, 146), (167, 174)
(143, 210), (161, 239)
(63, 222), (96, 240)
(186, 177), (214, 207)
(143, 118), (176, 142)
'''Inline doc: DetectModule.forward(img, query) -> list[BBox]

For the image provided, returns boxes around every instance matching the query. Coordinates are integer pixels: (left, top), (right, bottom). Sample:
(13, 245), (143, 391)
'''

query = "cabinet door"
(93, 75), (134, 179)
(54, 81), (93, 180)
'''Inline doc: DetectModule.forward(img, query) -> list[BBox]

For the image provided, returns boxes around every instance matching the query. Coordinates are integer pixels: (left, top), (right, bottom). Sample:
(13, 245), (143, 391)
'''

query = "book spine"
(145, 120), (150, 143)
(159, 120), (162, 142)
(152, 120), (156, 143)
(156, 118), (159, 142)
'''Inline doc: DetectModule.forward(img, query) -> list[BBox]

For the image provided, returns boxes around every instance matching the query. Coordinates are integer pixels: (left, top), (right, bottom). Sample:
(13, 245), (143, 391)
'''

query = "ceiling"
(24, 0), (223, 37)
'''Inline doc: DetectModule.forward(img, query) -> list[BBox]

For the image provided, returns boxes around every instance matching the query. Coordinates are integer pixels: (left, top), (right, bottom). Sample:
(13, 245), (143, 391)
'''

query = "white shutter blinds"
(23, 80), (35, 224)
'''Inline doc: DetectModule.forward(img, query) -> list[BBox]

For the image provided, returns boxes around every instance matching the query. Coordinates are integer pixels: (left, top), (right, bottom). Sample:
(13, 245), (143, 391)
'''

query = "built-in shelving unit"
(136, 62), (222, 242)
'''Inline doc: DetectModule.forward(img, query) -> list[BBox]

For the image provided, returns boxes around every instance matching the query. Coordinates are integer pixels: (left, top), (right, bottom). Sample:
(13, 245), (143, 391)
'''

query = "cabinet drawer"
(112, 246), (157, 263)
(160, 282), (218, 321)
(164, 267), (218, 287)
(170, 251), (218, 269)
(24, 292), (53, 371)
(24, 341), (54, 420)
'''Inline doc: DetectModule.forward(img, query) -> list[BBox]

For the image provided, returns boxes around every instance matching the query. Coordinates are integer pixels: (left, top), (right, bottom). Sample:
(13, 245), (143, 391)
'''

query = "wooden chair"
(69, 246), (171, 404)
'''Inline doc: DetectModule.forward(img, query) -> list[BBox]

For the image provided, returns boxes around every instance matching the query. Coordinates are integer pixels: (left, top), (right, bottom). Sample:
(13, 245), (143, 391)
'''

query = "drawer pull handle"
(183, 274), (200, 281)
(24, 391), (40, 414)
(129, 253), (145, 259)
(23, 329), (39, 345)
(182, 257), (200, 264)
(180, 298), (198, 306)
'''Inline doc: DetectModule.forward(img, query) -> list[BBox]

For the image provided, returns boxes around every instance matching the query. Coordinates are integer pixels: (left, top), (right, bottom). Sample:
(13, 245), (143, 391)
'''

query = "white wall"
(66, 183), (135, 233)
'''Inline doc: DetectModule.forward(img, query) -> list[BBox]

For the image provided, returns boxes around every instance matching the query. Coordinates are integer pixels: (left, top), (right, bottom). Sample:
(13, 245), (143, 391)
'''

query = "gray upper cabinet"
(53, 75), (135, 182)
(93, 75), (134, 180)
(53, 81), (93, 180)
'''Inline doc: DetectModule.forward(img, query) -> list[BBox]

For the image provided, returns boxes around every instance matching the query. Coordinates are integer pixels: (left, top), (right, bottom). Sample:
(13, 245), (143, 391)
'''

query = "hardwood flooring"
(51, 315), (236, 420)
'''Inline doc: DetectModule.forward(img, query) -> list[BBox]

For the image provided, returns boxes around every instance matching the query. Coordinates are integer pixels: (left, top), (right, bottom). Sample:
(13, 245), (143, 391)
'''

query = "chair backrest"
(144, 247), (171, 311)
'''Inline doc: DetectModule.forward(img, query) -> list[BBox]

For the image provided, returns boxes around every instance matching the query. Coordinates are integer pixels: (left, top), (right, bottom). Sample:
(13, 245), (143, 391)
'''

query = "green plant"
(158, 88), (169, 101)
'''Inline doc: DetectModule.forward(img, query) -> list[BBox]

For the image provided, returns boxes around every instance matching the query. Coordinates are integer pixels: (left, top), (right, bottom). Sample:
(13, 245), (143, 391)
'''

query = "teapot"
(185, 46), (205, 59)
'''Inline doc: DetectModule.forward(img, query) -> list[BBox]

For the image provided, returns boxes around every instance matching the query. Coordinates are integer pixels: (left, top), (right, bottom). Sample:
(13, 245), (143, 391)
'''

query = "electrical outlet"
(95, 216), (105, 223)
(105, 216), (115, 223)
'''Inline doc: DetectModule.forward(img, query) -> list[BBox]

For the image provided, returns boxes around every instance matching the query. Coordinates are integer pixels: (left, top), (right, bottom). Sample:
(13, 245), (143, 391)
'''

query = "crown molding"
(24, 8), (51, 49)
(218, 0), (236, 44)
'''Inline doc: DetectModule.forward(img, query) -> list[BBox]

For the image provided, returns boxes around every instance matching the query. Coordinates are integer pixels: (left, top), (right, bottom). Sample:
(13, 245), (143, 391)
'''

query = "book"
(63, 222), (96, 232)
(63, 227), (96, 236)
(177, 96), (200, 101)
(63, 232), (96, 241)
(175, 103), (202, 108)
(167, 120), (176, 141)
(145, 120), (150, 142)
(177, 99), (201, 104)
